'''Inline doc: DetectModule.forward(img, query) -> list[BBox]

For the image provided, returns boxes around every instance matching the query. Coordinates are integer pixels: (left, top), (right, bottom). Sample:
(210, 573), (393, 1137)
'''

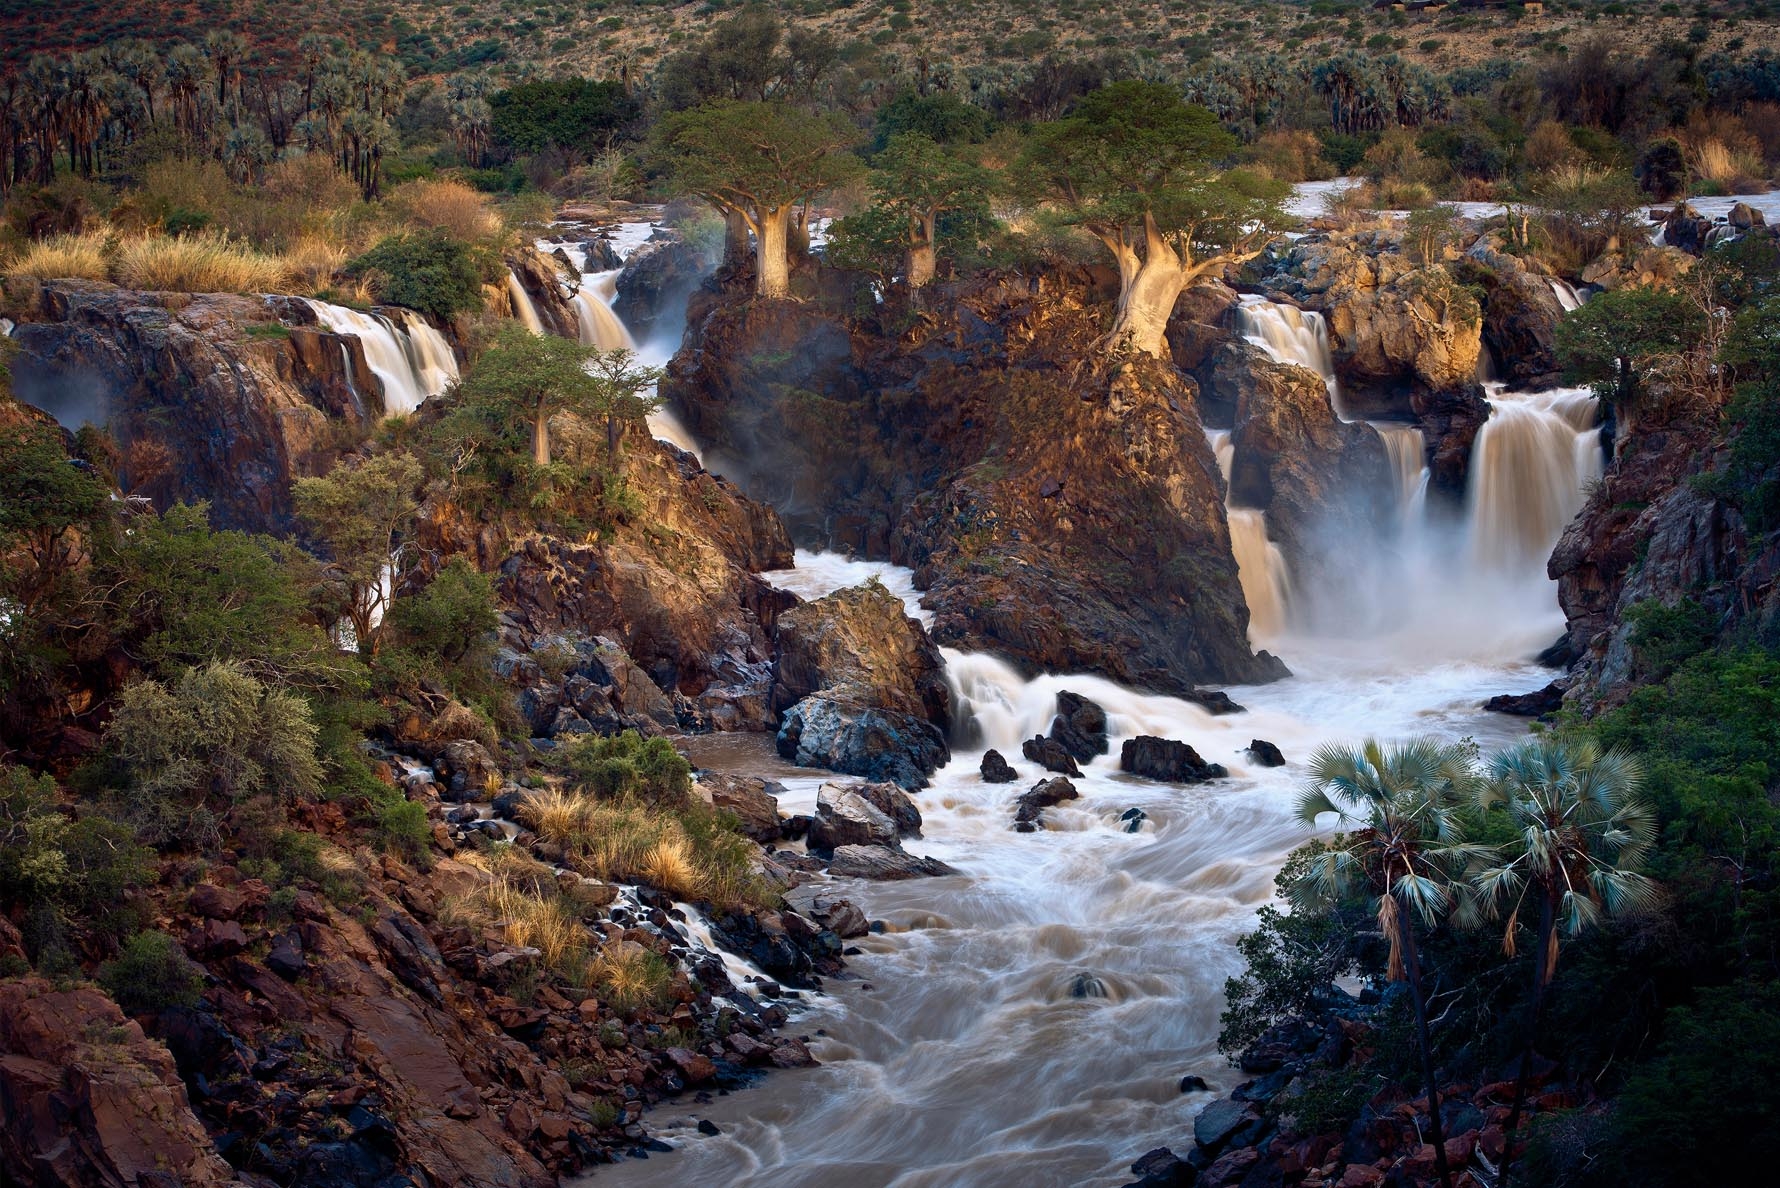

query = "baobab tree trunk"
(753, 203), (794, 299)
(1098, 214), (1255, 359)
(723, 209), (750, 271)
(906, 210), (937, 293)
(532, 400), (550, 467)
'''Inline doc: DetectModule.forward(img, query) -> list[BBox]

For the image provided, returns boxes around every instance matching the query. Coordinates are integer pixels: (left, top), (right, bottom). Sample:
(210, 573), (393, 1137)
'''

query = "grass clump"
(592, 941), (676, 1013)
(6, 233), (111, 281)
(113, 232), (289, 293)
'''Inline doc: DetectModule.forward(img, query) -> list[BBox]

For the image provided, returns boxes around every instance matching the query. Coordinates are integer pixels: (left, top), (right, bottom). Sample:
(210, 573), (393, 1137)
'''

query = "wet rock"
(1125, 1146), (1198, 1188)
(1121, 736), (1227, 783)
(1021, 735), (1082, 777)
(1180, 1075), (1211, 1093)
(1184, 688), (1246, 716)
(827, 844), (957, 880)
(504, 244), (580, 339)
(807, 782), (900, 851)
(1013, 776), (1080, 832)
(772, 582), (952, 788)
(1463, 236), (1569, 387)
(1199, 1147), (1260, 1188)
(614, 226), (720, 341)
(1194, 1098), (1263, 1154)
(697, 1118), (722, 1137)
(435, 738), (500, 800)
(1484, 681), (1567, 717)
(1120, 807), (1148, 833)
(1246, 739), (1286, 767)
(665, 1047), (718, 1085)
(808, 896), (869, 939)
(1730, 201), (1765, 231)
(1049, 690), (1109, 761)
(980, 749), (1019, 783)
(699, 773), (785, 843)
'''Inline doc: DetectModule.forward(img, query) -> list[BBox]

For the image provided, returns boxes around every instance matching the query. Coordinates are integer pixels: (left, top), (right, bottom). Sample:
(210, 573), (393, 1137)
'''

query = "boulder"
(1730, 201), (1765, 231)
(698, 774), (785, 843)
(827, 844), (958, 880)
(1048, 690), (1109, 761)
(503, 245), (580, 339)
(848, 779), (924, 836)
(980, 749), (1019, 783)
(1484, 681), (1567, 717)
(1119, 807), (1148, 833)
(435, 739), (500, 801)
(1246, 739), (1286, 767)
(1123, 1146), (1197, 1188)
(1121, 736), (1227, 783)
(772, 581), (952, 787)
(1013, 776), (1080, 832)
(1194, 1098), (1262, 1153)
(807, 896), (869, 939)
(807, 782), (900, 851)
(1021, 735), (1082, 777)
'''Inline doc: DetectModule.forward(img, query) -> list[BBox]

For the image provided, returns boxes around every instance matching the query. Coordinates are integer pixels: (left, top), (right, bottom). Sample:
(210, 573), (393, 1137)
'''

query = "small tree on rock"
(1022, 80), (1288, 358)
(1554, 286), (1707, 440)
(293, 451), (423, 656)
(855, 131), (992, 295)
(653, 99), (861, 298)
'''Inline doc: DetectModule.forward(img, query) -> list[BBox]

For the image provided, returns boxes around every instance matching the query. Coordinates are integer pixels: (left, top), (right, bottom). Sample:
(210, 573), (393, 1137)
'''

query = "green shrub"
(99, 931), (205, 1016)
(552, 729), (693, 805)
(344, 229), (498, 320)
(374, 796), (432, 860)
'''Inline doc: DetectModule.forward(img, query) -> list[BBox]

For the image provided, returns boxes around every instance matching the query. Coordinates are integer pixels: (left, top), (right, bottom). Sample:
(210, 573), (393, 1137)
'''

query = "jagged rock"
(435, 739), (500, 800)
(698, 774), (785, 843)
(504, 245), (580, 339)
(807, 896), (869, 939)
(1193, 1098), (1263, 1153)
(1662, 202), (1715, 255)
(1120, 807), (1148, 833)
(1121, 736), (1227, 783)
(1185, 688), (1246, 715)
(1484, 681), (1567, 717)
(1022, 735), (1082, 777)
(772, 582), (951, 787)
(614, 225), (720, 341)
(1246, 739), (1286, 767)
(669, 287), (1288, 693)
(1463, 236), (1569, 387)
(980, 749), (1019, 783)
(827, 844), (957, 880)
(1013, 776), (1079, 832)
(1049, 690), (1109, 761)
(0, 979), (240, 1187)
(807, 783), (900, 851)
(265, 931), (308, 980)
(1124, 1146), (1197, 1188)
(1412, 383), (1494, 507)
(848, 779), (923, 835)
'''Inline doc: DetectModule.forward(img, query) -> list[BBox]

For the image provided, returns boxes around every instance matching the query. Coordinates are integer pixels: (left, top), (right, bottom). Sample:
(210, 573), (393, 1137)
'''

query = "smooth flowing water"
(1467, 386), (1602, 572)
(300, 299), (458, 416)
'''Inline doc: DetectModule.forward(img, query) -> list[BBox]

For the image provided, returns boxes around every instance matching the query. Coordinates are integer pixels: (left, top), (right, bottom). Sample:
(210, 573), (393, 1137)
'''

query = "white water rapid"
(587, 543), (1559, 1188)
(300, 299), (458, 416)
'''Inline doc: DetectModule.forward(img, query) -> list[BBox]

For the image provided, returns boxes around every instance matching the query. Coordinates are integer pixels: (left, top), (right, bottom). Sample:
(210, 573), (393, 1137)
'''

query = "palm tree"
(1469, 736), (1660, 1188)
(1294, 738), (1483, 1188)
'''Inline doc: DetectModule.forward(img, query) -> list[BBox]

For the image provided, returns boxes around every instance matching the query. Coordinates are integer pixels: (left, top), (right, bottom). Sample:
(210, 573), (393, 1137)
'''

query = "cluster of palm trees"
(1294, 735), (1660, 1188)
(0, 33), (409, 196)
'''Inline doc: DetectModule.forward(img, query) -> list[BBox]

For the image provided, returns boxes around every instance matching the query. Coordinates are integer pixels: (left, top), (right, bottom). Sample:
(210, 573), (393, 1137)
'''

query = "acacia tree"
(1022, 80), (1287, 358)
(457, 326), (661, 469)
(1294, 738), (1485, 1188)
(654, 99), (861, 298)
(1469, 737), (1660, 1188)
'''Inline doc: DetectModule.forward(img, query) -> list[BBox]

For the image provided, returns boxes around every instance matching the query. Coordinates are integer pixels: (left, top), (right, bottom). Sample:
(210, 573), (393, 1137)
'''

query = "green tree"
(293, 452), (423, 656)
(1294, 738), (1484, 1188)
(857, 132), (992, 294)
(104, 660), (323, 849)
(0, 420), (111, 612)
(653, 99), (861, 298)
(99, 930), (204, 1015)
(1021, 81), (1287, 358)
(455, 327), (660, 470)
(1553, 286), (1706, 436)
(385, 556), (498, 667)
(488, 78), (638, 164)
(344, 229), (498, 320)
(1469, 737), (1661, 1188)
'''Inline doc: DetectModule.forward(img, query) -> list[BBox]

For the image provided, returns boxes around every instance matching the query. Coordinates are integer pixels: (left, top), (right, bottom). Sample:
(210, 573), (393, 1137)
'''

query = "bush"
(552, 730), (693, 805)
(113, 232), (288, 293)
(344, 229), (495, 319)
(4, 232), (110, 281)
(99, 931), (205, 1016)
(374, 795), (432, 860)
(386, 178), (502, 241)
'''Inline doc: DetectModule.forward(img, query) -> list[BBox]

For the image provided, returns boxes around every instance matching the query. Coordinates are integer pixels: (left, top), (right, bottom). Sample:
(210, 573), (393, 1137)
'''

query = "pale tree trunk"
(723, 208), (751, 270)
(906, 210), (937, 293)
(752, 203), (794, 299)
(532, 398), (550, 467)
(1108, 216), (1188, 359)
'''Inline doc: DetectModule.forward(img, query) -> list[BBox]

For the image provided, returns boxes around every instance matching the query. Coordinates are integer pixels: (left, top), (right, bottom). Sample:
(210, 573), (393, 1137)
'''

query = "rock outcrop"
(1047, 690), (1110, 762)
(1013, 776), (1080, 832)
(980, 749), (1019, 783)
(1461, 236), (1569, 388)
(666, 276), (1289, 694)
(613, 224), (721, 342)
(6, 282), (380, 533)
(1120, 736), (1228, 783)
(771, 581), (951, 787)
(504, 245), (580, 340)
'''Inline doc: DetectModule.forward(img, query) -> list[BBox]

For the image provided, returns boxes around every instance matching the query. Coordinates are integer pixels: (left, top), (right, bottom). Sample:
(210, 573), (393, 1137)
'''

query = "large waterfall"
(300, 299), (458, 416)
(1205, 429), (1290, 641)
(1235, 296), (1340, 408)
(573, 270), (636, 352)
(1467, 385), (1603, 571)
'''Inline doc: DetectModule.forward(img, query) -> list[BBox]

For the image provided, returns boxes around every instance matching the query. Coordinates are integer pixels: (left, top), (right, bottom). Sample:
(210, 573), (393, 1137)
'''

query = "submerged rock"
(1246, 739), (1286, 767)
(1013, 776), (1080, 831)
(1048, 690), (1110, 761)
(1121, 736), (1227, 783)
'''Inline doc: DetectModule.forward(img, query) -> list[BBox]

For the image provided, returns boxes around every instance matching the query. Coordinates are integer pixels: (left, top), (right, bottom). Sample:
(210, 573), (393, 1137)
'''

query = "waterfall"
(1548, 278), (1584, 312)
(506, 271), (545, 334)
(301, 299), (456, 417)
(573, 269), (636, 352)
(1372, 423), (1429, 519)
(1235, 295), (1341, 410)
(1206, 429), (1291, 641)
(1466, 386), (1603, 572)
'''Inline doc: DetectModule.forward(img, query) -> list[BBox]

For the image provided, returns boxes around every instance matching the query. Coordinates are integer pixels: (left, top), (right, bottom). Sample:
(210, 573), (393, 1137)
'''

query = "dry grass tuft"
(481, 877), (585, 968)
(592, 942), (675, 1014)
(388, 178), (502, 242)
(281, 236), (349, 292)
(6, 232), (111, 281)
(114, 232), (288, 293)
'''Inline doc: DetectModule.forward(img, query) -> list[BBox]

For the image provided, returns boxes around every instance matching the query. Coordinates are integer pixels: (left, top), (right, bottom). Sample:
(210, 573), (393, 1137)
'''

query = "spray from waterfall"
(301, 299), (458, 416)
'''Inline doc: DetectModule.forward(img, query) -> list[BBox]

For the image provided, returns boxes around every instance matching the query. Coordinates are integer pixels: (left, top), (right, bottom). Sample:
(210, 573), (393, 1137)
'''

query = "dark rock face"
(1462, 236), (1568, 388)
(8, 282), (380, 533)
(771, 582), (951, 787)
(1484, 681), (1567, 717)
(504, 245), (579, 340)
(1411, 383), (1494, 509)
(1049, 690), (1110, 762)
(666, 279), (1289, 693)
(614, 226), (721, 343)
(1246, 739), (1286, 767)
(1013, 776), (1080, 832)
(1217, 341), (1395, 615)
(1021, 735), (1082, 777)
(980, 749), (1019, 783)
(1121, 736), (1228, 783)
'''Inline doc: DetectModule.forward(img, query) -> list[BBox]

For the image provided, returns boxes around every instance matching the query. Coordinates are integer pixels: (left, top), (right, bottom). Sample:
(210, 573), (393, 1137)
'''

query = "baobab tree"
(654, 99), (860, 299)
(1023, 80), (1287, 359)
(859, 131), (991, 295)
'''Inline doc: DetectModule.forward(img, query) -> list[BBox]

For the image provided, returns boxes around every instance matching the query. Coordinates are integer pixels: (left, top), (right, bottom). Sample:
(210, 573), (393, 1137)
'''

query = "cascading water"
(1373, 422), (1430, 519)
(1547, 278), (1584, 312)
(1235, 295), (1340, 410)
(590, 547), (1558, 1188)
(573, 269), (636, 352)
(506, 271), (546, 334)
(300, 299), (457, 416)
(1205, 429), (1291, 641)
(1467, 385), (1603, 572)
